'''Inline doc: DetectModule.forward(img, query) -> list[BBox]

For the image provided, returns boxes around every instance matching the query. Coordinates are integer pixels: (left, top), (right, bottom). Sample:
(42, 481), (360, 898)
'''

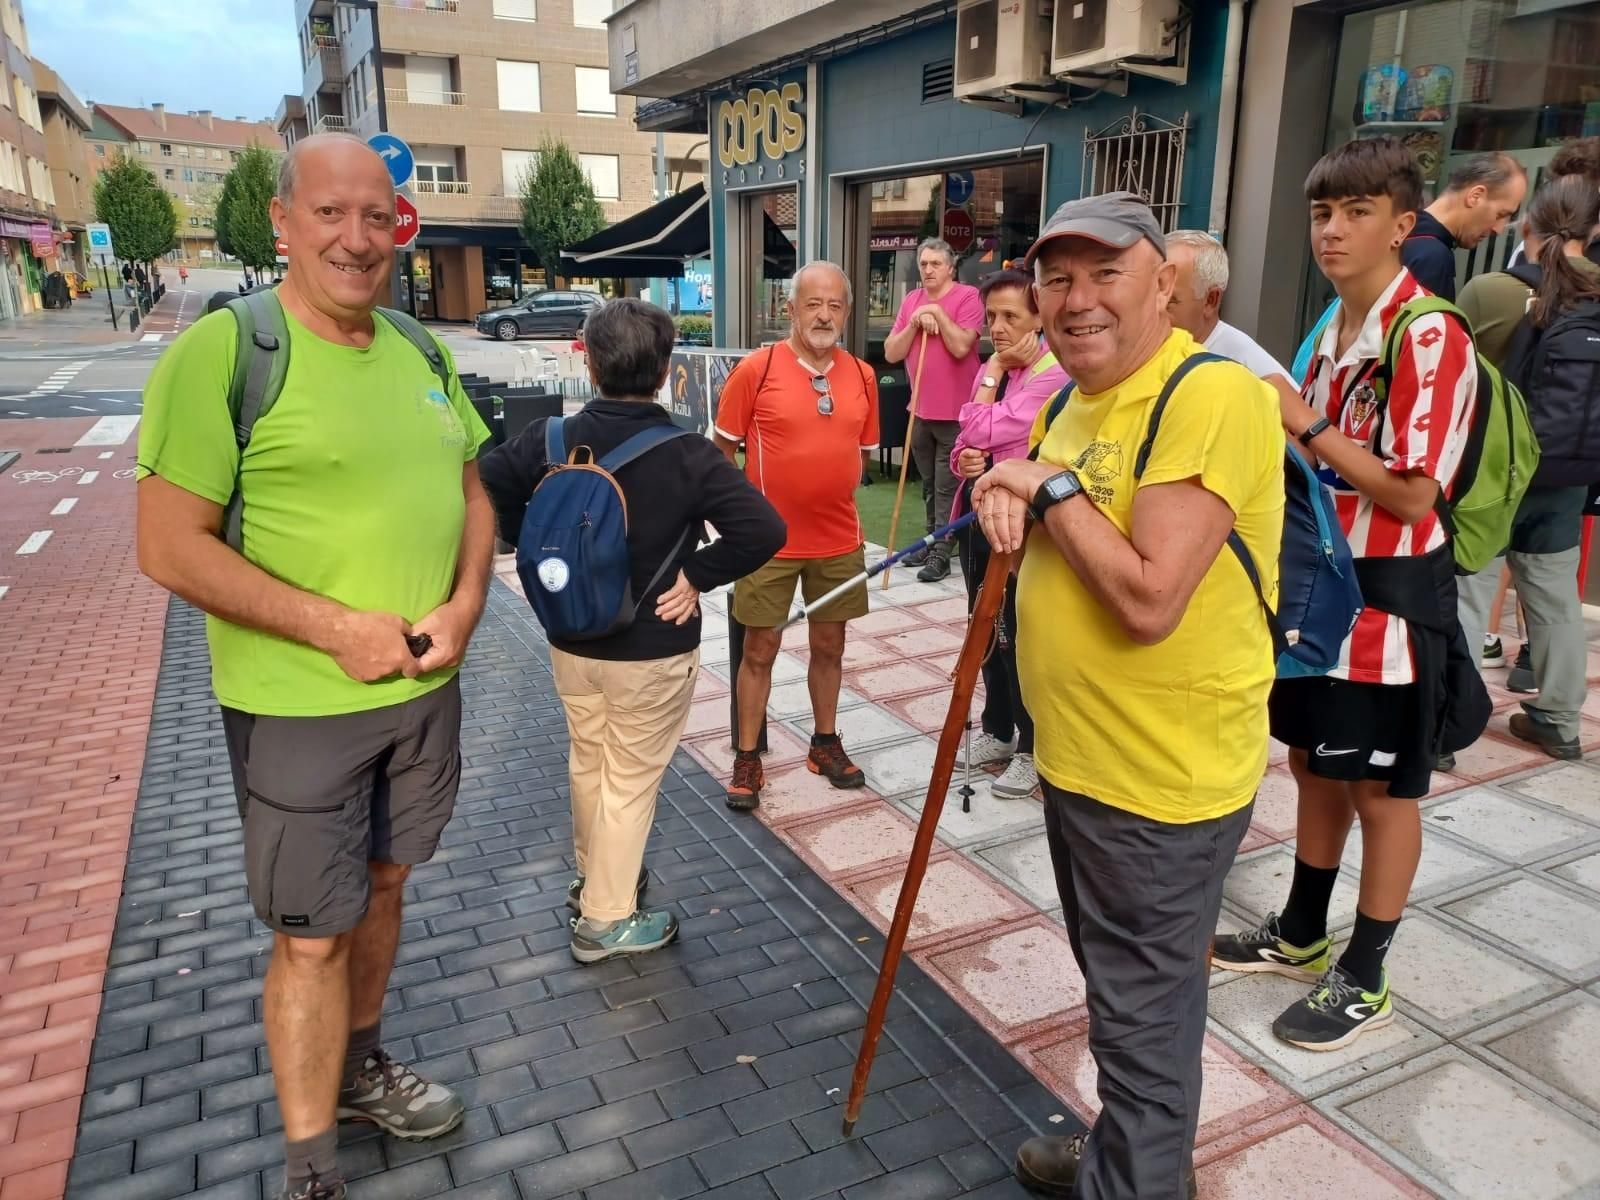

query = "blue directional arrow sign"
(368, 132), (415, 189)
(945, 170), (976, 208)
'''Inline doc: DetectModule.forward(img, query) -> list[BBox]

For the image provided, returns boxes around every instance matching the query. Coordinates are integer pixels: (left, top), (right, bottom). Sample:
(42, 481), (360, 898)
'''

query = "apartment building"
(33, 59), (91, 275)
(86, 105), (283, 262)
(283, 0), (706, 321)
(0, 0), (64, 319)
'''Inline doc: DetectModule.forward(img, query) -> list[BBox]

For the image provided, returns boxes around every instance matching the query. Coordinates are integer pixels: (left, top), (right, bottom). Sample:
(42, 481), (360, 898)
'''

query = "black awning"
(560, 183), (708, 278)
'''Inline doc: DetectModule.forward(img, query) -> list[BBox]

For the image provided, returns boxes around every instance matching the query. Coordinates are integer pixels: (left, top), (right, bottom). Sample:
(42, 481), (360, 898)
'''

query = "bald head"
(278, 133), (390, 206)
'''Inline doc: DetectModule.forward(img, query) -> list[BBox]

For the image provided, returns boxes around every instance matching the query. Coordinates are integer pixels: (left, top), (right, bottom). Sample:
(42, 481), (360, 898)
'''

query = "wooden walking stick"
(881, 330), (930, 589)
(843, 545), (1012, 1134)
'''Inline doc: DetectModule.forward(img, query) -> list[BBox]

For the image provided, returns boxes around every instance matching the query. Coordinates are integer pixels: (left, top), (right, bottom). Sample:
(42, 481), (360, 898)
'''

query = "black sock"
(283, 1126), (340, 1193)
(341, 1021), (380, 1091)
(1276, 858), (1340, 947)
(736, 746), (760, 758)
(1338, 911), (1399, 992)
(811, 732), (837, 746)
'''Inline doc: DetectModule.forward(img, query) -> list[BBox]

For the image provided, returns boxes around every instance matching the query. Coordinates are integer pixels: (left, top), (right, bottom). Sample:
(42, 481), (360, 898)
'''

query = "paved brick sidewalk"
(0, 417), (166, 1200)
(61, 589), (1075, 1199)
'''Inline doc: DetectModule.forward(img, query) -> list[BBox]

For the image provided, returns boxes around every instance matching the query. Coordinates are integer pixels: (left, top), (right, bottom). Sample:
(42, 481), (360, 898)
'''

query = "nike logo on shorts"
(1315, 743), (1360, 757)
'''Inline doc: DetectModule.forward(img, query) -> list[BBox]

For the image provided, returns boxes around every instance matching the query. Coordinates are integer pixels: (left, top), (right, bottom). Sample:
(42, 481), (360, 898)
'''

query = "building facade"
(0, 0), (62, 319)
(284, 0), (706, 322)
(34, 59), (90, 276)
(85, 105), (282, 263)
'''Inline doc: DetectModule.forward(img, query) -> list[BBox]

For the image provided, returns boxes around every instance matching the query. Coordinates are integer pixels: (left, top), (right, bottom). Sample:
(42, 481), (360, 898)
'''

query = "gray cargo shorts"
(221, 676), (463, 938)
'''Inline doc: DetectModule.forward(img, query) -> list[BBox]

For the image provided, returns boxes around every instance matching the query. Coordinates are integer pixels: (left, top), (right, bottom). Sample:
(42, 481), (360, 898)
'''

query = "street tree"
(518, 138), (606, 283)
(93, 152), (178, 270)
(217, 144), (281, 278)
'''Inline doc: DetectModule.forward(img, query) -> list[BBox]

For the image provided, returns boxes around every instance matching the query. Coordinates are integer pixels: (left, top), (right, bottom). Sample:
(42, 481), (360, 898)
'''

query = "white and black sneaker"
(1481, 634), (1504, 668)
(1211, 912), (1332, 982)
(1271, 963), (1393, 1051)
(955, 731), (1015, 768)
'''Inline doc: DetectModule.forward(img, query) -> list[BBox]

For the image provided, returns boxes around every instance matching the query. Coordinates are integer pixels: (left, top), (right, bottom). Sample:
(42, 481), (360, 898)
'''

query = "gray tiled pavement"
(64, 587), (1077, 1199)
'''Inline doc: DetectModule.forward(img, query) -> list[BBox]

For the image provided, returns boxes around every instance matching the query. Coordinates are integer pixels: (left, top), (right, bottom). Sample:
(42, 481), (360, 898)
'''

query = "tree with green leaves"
(93, 152), (178, 267)
(518, 137), (606, 282)
(216, 143), (281, 277)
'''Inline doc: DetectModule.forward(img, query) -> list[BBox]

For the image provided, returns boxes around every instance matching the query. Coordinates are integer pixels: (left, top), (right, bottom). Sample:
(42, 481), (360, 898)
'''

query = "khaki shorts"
(733, 547), (868, 627)
(221, 677), (462, 938)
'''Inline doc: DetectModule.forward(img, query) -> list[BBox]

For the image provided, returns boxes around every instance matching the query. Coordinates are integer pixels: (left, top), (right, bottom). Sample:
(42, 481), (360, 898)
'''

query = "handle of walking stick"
(842, 547), (1011, 1134)
(881, 331), (930, 590)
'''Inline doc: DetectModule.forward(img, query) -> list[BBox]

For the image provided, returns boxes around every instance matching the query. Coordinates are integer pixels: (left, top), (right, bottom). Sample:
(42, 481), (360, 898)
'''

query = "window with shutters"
(496, 60), (541, 112)
(493, 0), (535, 18)
(574, 67), (616, 116)
(580, 153), (619, 200)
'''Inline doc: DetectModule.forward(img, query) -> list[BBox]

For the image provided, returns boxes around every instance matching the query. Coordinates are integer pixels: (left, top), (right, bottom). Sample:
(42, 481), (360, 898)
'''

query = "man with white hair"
(1165, 229), (1294, 384)
(714, 261), (880, 810)
(136, 133), (493, 1199)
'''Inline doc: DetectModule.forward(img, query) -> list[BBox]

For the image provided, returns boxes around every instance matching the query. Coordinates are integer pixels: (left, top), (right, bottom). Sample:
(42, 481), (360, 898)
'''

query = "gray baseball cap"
(1025, 191), (1167, 264)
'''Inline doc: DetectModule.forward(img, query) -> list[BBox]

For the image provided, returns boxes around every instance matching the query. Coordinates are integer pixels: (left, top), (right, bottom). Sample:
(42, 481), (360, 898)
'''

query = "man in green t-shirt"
(136, 134), (493, 1200)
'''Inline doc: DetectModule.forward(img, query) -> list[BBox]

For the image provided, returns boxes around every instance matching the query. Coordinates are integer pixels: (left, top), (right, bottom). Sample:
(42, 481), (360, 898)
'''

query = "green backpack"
(220, 288), (452, 551)
(1377, 296), (1540, 575)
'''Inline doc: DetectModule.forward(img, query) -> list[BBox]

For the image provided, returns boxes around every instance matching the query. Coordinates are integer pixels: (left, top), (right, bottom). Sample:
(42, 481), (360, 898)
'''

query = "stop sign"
(394, 194), (420, 248)
(941, 208), (975, 254)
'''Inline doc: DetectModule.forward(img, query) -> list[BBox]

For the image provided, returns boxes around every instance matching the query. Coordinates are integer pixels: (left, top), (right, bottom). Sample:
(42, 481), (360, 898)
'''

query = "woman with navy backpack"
(1454, 175), (1600, 760)
(479, 298), (784, 964)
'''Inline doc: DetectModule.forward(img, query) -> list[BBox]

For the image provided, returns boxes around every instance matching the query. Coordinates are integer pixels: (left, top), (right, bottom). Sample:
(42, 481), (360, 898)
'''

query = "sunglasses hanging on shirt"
(811, 374), (834, 416)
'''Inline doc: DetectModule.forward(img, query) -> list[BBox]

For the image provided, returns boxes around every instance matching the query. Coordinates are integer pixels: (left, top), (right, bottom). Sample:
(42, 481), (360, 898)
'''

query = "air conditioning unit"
(954, 0), (1053, 99)
(1052, 0), (1182, 76)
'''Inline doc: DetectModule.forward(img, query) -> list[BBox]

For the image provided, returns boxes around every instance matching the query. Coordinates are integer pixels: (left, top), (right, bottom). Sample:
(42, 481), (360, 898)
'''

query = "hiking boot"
(337, 1050), (464, 1141)
(275, 1177), (346, 1200)
(1481, 634), (1504, 668)
(991, 752), (1039, 799)
(1272, 963), (1393, 1052)
(1435, 752), (1456, 773)
(1506, 643), (1537, 693)
(808, 734), (866, 789)
(727, 750), (764, 811)
(1015, 1132), (1198, 1199)
(956, 731), (1015, 768)
(1508, 712), (1582, 760)
(916, 542), (952, 582)
(900, 542), (932, 568)
(570, 908), (679, 963)
(567, 865), (651, 915)
(1211, 912), (1332, 982)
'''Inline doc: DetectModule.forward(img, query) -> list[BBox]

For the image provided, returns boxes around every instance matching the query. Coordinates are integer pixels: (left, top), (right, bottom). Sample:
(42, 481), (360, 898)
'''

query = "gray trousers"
(1042, 780), (1251, 1200)
(910, 418), (961, 540)
(1456, 488), (1589, 741)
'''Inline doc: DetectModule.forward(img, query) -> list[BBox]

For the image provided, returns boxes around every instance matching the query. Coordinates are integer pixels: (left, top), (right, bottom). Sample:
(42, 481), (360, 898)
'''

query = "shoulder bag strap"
(221, 289), (291, 551)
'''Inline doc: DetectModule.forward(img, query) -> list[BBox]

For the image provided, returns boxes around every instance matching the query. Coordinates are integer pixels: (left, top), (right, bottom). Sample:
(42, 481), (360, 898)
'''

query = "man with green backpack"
(1215, 137), (1505, 1052)
(136, 134), (494, 1200)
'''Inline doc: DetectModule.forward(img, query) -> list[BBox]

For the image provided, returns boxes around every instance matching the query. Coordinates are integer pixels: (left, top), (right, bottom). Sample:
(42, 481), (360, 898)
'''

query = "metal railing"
(377, 0), (458, 12)
(1081, 108), (1191, 234)
(413, 179), (471, 194)
(315, 114), (348, 132)
(385, 87), (466, 106)
(311, 34), (340, 49)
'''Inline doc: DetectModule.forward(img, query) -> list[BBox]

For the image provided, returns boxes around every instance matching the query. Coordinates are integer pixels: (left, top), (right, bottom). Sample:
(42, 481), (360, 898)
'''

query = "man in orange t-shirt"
(713, 261), (879, 811)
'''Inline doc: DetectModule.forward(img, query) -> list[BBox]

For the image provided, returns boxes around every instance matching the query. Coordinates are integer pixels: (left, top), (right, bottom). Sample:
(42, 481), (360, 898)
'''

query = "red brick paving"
(0, 416), (169, 1200)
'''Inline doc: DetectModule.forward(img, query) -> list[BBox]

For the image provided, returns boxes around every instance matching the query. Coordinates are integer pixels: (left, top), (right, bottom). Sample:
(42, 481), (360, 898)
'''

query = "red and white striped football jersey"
(1304, 269), (1477, 686)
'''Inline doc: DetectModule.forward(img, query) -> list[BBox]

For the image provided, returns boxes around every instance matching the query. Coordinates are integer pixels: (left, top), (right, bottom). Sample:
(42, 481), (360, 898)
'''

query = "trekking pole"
(843, 548), (1011, 1135)
(775, 511), (977, 633)
(882, 331), (930, 590)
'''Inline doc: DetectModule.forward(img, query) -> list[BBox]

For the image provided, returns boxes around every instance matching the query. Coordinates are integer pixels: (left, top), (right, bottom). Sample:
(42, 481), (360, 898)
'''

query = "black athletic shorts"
(222, 677), (463, 937)
(1268, 675), (1431, 799)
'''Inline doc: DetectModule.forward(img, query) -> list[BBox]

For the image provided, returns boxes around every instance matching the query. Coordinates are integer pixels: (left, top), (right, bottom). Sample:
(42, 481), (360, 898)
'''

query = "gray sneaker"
(276, 1179), (345, 1200)
(571, 908), (680, 964)
(566, 865), (650, 915)
(337, 1050), (464, 1141)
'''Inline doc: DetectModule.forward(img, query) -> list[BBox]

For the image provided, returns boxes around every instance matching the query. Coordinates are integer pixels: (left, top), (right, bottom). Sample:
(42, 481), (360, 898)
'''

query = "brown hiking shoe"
(727, 751), (764, 811)
(807, 734), (866, 789)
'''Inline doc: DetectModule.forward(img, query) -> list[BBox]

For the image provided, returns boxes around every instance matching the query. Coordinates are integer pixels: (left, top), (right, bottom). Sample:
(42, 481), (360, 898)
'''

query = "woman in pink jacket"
(949, 267), (1069, 800)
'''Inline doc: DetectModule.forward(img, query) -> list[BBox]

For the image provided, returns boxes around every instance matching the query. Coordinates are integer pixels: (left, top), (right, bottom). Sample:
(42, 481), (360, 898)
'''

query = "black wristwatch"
(1029, 469), (1084, 521)
(1298, 417), (1332, 447)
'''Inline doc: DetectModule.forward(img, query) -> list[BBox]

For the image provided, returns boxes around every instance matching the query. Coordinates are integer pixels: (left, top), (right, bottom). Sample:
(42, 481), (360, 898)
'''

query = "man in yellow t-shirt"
(972, 193), (1283, 1200)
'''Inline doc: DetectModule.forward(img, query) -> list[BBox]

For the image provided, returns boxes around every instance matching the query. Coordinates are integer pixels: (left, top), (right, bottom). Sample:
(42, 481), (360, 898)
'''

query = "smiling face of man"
(1032, 238), (1176, 393)
(269, 135), (397, 324)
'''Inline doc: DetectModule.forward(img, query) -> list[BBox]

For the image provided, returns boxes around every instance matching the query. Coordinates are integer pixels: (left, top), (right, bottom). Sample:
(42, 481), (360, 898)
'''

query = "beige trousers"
(550, 647), (700, 921)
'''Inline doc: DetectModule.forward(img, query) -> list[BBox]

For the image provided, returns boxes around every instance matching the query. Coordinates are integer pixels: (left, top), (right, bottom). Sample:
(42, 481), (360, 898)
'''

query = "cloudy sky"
(27, 0), (300, 122)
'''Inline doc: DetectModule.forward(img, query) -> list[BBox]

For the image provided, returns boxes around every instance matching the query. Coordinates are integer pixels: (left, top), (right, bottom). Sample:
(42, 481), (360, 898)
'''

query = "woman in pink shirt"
(950, 267), (1069, 800)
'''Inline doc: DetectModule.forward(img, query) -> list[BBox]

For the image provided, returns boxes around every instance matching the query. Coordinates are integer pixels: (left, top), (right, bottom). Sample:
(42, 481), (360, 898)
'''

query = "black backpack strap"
(1132, 352), (1228, 479)
(1225, 528), (1288, 659)
(222, 290), (291, 551)
(1026, 383), (1077, 462)
(376, 306), (452, 391)
(634, 523), (695, 617)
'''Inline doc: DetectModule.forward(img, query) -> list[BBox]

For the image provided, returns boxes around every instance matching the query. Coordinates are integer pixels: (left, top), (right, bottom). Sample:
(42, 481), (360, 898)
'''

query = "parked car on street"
(475, 290), (603, 341)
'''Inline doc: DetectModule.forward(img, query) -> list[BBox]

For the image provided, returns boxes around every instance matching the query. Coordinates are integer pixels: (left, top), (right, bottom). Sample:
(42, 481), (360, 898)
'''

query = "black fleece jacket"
(479, 399), (786, 662)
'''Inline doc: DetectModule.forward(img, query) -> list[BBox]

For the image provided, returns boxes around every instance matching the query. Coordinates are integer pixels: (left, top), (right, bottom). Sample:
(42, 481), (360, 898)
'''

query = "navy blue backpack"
(1034, 353), (1362, 676)
(517, 417), (693, 642)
